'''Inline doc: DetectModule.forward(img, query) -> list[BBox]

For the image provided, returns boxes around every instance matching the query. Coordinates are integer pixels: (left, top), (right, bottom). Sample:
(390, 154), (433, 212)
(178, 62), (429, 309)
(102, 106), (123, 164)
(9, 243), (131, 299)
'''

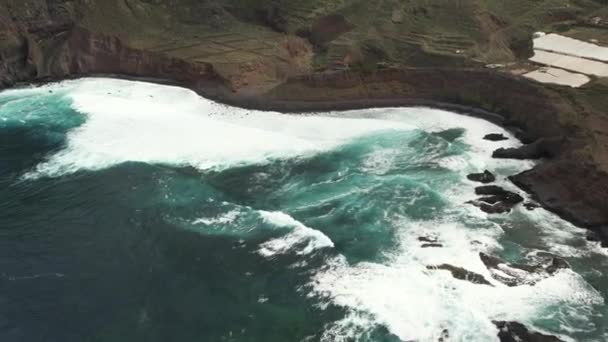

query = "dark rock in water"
(471, 201), (511, 214)
(493, 321), (564, 342)
(438, 328), (450, 342)
(479, 252), (569, 287)
(596, 227), (608, 248)
(484, 133), (508, 141)
(467, 170), (496, 184)
(475, 185), (507, 196)
(492, 138), (563, 160)
(426, 264), (493, 286)
(478, 195), (502, 204)
(421, 243), (443, 248)
(475, 186), (523, 204)
(546, 257), (570, 274)
(585, 229), (608, 247)
(418, 236), (438, 243)
(470, 186), (524, 214)
(481, 252), (540, 273)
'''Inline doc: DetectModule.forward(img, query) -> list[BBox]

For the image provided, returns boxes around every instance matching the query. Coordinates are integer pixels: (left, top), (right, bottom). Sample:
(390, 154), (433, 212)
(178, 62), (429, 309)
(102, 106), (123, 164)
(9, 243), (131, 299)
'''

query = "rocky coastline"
(2, 12), (605, 340)
(3, 27), (606, 246)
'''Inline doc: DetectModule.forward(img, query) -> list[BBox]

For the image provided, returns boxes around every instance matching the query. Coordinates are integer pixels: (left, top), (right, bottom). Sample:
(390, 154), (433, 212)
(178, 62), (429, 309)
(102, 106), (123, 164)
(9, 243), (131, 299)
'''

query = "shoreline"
(13, 73), (506, 124)
(3, 72), (600, 242)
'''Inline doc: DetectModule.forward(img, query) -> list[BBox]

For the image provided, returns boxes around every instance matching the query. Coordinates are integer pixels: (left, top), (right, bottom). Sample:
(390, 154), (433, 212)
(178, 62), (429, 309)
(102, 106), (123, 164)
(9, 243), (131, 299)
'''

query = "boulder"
(421, 243), (443, 248)
(484, 133), (508, 141)
(467, 170), (496, 183)
(426, 264), (493, 286)
(418, 236), (438, 243)
(470, 186), (524, 213)
(480, 252), (569, 286)
(493, 321), (564, 342)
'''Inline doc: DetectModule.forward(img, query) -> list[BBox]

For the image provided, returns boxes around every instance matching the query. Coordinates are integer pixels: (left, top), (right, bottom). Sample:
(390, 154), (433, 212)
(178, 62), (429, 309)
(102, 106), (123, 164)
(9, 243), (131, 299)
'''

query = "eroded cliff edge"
(1, 0), (608, 244)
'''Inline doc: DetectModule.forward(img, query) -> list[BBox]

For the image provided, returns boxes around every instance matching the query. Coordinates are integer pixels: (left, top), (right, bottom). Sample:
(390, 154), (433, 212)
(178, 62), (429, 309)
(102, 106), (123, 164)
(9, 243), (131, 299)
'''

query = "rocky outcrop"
(469, 185), (524, 214)
(492, 138), (564, 160)
(510, 159), (608, 231)
(426, 264), (493, 286)
(586, 227), (608, 247)
(480, 252), (569, 287)
(484, 133), (508, 141)
(494, 321), (564, 342)
(421, 243), (443, 248)
(467, 170), (496, 183)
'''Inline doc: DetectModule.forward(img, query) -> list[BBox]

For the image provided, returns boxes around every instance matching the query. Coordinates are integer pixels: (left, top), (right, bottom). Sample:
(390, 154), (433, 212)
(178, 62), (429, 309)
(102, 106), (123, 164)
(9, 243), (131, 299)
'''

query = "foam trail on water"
(258, 211), (334, 257)
(20, 78), (414, 178)
(312, 219), (603, 342)
(192, 209), (241, 226)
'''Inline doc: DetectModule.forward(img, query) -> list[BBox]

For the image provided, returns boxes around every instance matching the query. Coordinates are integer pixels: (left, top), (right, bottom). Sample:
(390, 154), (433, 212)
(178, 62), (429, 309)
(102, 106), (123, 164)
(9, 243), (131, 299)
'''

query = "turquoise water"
(1, 79), (607, 342)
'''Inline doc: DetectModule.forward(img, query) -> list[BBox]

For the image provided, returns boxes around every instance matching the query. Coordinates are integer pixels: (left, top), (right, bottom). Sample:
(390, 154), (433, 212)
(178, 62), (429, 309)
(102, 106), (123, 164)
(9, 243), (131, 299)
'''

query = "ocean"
(1, 78), (606, 342)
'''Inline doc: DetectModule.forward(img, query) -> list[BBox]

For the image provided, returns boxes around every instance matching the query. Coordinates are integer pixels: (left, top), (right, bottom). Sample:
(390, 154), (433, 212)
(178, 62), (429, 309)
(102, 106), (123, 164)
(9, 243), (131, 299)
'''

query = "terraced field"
(1, 0), (607, 85)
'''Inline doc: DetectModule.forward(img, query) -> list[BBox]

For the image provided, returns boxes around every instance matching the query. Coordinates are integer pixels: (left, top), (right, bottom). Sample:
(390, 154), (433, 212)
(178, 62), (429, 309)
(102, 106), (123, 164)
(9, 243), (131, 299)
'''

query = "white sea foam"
(193, 209), (241, 225)
(13, 78), (533, 179)
(20, 78), (415, 178)
(304, 108), (603, 341)
(258, 210), (334, 257)
(7, 78), (605, 340)
(311, 218), (603, 342)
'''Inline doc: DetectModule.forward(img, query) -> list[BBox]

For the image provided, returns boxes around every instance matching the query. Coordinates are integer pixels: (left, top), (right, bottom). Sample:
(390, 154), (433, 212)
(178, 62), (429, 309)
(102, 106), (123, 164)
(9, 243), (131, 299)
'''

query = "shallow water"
(1, 78), (607, 342)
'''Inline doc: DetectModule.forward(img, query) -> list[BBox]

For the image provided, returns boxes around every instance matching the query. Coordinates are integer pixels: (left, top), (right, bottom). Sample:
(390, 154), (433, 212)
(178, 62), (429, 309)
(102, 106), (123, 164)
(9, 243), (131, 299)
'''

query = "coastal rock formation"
(586, 227), (608, 247)
(0, 0), (607, 245)
(469, 185), (524, 214)
(494, 321), (564, 342)
(510, 160), (608, 235)
(426, 264), (493, 286)
(484, 133), (508, 141)
(467, 170), (496, 183)
(492, 138), (564, 160)
(421, 243), (443, 248)
(479, 252), (569, 287)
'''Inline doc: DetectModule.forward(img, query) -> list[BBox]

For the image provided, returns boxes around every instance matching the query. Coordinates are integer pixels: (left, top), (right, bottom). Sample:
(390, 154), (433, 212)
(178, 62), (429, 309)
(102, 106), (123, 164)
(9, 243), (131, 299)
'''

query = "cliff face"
(1, 0), (608, 240)
(0, 6), (218, 87)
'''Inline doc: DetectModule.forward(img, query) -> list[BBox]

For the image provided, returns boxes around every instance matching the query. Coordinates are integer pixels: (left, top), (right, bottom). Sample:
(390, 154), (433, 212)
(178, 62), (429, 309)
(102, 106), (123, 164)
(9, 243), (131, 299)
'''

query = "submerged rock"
(426, 264), (493, 286)
(418, 236), (438, 243)
(467, 170), (496, 184)
(438, 328), (450, 342)
(493, 321), (564, 342)
(483, 133), (508, 141)
(479, 252), (569, 287)
(470, 186), (524, 214)
(421, 243), (443, 248)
